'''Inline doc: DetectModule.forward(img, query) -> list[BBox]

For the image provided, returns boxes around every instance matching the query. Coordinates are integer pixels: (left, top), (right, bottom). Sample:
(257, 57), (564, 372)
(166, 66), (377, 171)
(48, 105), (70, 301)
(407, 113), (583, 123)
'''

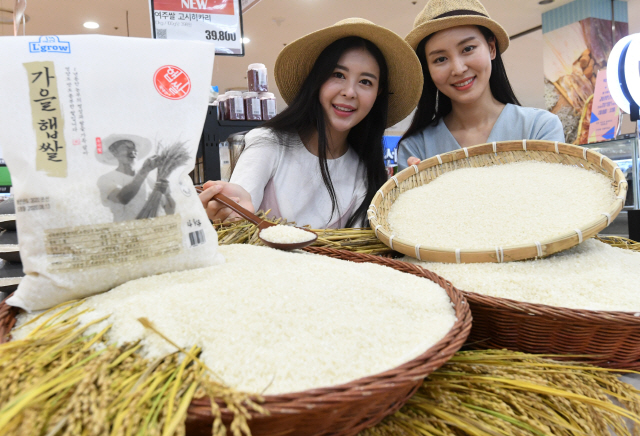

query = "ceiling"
(1, 0), (638, 131)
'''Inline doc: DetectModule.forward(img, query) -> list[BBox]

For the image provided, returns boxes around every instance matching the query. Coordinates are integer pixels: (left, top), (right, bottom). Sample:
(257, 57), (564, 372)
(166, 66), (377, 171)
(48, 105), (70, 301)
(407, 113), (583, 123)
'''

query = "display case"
(193, 105), (262, 185)
(584, 136), (638, 209)
(583, 135), (640, 239)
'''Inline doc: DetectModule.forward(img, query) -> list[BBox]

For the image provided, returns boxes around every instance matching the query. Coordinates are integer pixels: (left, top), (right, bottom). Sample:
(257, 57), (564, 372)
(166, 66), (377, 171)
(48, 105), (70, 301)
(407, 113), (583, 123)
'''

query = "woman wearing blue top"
(398, 0), (565, 170)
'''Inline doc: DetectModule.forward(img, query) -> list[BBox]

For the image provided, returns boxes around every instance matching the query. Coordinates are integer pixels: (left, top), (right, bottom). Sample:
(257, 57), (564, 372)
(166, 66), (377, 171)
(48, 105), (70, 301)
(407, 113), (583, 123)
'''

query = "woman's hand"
(407, 156), (420, 166)
(198, 180), (254, 223)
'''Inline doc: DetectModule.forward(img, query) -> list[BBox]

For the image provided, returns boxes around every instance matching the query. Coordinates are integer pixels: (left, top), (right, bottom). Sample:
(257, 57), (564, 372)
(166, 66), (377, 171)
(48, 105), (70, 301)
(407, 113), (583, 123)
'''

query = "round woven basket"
(0, 247), (472, 436)
(369, 140), (628, 263)
(462, 291), (640, 370)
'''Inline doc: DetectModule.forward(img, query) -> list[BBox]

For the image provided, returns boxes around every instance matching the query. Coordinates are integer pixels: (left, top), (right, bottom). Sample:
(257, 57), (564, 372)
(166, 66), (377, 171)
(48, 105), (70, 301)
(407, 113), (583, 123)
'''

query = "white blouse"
(230, 128), (367, 228)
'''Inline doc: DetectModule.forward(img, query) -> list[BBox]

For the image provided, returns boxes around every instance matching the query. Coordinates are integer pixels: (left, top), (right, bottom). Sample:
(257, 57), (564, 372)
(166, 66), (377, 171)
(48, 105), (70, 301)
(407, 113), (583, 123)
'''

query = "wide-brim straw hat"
(275, 18), (423, 127)
(405, 0), (509, 53)
(96, 134), (153, 165)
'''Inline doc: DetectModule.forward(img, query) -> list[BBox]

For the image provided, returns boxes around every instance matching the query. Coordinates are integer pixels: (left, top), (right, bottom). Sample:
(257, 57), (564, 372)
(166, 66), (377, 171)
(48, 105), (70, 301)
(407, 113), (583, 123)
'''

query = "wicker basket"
(462, 291), (640, 370)
(369, 140), (628, 263)
(0, 247), (472, 436)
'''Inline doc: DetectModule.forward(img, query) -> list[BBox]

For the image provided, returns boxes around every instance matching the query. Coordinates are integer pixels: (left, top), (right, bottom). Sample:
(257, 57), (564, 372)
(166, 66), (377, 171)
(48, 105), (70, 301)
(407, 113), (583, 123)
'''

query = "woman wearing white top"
(198, 19), (423, 228)
(398, 0), (565, 171)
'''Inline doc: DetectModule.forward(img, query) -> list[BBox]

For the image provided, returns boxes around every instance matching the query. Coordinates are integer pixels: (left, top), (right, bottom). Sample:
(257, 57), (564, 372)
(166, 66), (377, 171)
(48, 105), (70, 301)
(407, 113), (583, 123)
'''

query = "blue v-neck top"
(398, 104), (565, 171)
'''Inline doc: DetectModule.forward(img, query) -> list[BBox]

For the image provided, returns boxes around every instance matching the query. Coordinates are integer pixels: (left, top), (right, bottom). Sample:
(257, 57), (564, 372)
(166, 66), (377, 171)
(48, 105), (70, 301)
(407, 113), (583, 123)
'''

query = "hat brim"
(96, 134), (154, 165)
(275, 21), (424, 127)
(405, 15), (509, 54)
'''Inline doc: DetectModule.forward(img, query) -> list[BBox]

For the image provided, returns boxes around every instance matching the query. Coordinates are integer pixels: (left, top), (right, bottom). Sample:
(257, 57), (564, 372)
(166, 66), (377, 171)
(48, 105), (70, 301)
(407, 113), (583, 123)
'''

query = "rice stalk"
(596, 235), (640, 252)
(4, 313), (640, 436)
(364, 349), (640, 436)
(214, 211), (393, 255)
(0, 306), (260, 436)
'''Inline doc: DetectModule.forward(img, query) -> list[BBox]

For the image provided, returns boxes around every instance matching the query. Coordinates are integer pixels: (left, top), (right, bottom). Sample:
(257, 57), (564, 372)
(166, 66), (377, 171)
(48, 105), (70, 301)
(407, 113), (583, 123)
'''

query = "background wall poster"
(150, 0), (244, 56)
(543, 17), (627, 144)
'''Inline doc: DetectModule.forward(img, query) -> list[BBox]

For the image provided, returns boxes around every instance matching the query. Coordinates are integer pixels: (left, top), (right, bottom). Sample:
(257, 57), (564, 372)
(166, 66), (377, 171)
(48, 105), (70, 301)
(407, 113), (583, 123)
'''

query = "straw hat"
(405, 0), (509, 53)
(96, 134), (153, 165)
(274, 18), (423, 127)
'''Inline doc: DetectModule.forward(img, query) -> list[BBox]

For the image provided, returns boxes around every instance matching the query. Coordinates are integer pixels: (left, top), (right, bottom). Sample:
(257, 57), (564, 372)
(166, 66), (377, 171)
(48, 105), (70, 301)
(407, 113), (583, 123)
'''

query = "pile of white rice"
(13, 244), (456, 395)
(404, 239), (639, 312)
(388, 161), (616, 249)
(259, 225), (316, 244)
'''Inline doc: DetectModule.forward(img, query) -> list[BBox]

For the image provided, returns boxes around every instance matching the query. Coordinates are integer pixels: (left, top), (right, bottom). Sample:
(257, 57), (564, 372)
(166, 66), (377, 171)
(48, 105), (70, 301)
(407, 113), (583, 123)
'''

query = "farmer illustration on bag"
(97, 135), (176, 222)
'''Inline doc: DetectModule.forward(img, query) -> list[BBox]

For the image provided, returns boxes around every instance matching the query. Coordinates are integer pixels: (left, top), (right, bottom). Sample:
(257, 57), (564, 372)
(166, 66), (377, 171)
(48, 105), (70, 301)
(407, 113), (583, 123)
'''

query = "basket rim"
(0, 247), (473, 428)
(369, 140), (628, 263)
(461, 289), (640, 323)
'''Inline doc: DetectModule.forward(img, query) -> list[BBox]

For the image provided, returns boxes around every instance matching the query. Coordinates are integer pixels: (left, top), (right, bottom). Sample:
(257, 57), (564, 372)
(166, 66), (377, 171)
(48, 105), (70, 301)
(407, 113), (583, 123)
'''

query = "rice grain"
(403, 239), (639, 311)
(259, 225), (315, 244)
(15, 244), (456, 395)
(388, 161), (616, 249)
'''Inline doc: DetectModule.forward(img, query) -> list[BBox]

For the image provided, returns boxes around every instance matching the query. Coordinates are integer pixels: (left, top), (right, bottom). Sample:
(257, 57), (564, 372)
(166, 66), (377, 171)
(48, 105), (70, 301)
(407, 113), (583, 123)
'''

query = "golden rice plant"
(4, 306), (639, 436)
(362, 349), (640, 436)
(0, 300), (262, 436)
(596, 235), (640, 252)
(215, 210), (393, 255)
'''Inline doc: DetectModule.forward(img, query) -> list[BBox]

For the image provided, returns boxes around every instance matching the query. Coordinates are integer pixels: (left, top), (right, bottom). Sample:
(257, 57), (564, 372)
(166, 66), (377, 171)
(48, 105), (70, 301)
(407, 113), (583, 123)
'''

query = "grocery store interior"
(1, 0), (637, 123)
(3, 0), (639, 235)
(2, 1), (640, 434)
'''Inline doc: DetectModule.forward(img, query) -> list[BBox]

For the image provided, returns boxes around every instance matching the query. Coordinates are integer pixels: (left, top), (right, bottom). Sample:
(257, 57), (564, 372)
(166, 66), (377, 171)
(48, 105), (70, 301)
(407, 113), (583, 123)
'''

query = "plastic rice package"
(0, 35), (224, 311)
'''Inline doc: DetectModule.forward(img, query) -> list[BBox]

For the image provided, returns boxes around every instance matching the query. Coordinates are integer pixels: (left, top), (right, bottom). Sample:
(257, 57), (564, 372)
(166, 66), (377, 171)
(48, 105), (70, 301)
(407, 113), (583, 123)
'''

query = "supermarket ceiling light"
(242, 37), (250, 43)
(83, 21), (99, 29)
(608, 34), (640, 121)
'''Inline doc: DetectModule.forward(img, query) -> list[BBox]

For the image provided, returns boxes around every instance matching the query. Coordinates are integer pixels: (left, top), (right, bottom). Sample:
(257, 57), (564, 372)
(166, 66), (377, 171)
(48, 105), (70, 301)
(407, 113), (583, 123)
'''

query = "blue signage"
(383, 136), (401, 165)
(29, 36), (71, 54)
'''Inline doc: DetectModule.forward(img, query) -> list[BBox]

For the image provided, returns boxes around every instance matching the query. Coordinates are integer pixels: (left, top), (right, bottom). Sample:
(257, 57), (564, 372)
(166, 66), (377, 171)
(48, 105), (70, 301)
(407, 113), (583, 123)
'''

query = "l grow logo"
(29, 36), (71, 54)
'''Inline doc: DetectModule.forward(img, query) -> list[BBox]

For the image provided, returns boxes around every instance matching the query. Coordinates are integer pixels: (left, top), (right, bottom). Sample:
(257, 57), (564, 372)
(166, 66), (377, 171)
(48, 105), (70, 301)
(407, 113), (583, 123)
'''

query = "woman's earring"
(435, 89), (439, 113)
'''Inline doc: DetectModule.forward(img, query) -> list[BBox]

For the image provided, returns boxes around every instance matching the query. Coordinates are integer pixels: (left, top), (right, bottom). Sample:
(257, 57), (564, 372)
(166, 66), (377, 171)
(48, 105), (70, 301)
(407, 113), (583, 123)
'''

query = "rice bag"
(0, 35), (224, 311)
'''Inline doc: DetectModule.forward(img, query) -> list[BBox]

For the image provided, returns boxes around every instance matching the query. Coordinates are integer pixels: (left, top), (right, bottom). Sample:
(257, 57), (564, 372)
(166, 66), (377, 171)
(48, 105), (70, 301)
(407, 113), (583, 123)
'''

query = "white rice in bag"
(0, 35), (224, 311)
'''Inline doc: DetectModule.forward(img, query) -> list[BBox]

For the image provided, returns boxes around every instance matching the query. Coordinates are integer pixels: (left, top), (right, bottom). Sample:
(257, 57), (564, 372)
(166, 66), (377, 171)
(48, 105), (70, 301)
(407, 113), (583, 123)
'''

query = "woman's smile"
(332, 103), (357, 116)
(451, 76), (476, 91)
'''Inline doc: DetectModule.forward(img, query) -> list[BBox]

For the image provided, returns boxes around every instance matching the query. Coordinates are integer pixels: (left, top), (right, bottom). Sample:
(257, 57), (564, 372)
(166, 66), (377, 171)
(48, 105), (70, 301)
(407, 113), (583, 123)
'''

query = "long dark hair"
(401, 26), (520, 142)
(262, 36), (389, 227)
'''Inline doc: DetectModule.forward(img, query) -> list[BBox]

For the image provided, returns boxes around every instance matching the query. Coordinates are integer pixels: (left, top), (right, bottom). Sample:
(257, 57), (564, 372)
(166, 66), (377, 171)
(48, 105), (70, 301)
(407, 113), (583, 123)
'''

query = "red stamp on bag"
(153, 65), (191, 100)
(96, 137), (103, 154)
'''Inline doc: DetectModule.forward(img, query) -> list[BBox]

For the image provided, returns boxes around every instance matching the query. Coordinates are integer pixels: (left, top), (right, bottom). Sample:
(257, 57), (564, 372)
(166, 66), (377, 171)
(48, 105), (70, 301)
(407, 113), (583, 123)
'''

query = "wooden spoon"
(196, 186), (317, 250)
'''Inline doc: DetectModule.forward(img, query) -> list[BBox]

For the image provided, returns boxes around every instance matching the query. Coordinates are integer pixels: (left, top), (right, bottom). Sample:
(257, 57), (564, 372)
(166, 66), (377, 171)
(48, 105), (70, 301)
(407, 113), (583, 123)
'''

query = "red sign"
(153, 0), (234, 15)
(153, 65), (191, 100)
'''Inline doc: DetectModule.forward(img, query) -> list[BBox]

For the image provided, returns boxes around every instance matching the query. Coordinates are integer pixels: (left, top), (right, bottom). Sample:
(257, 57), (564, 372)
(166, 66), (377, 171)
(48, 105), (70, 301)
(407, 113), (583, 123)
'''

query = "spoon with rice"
(195, 186), (317, 250)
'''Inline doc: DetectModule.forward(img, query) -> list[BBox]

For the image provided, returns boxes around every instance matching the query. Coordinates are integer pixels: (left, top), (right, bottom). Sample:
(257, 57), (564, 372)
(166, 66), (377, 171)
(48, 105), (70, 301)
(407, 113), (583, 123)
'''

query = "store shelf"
(198, 105), (263, 182)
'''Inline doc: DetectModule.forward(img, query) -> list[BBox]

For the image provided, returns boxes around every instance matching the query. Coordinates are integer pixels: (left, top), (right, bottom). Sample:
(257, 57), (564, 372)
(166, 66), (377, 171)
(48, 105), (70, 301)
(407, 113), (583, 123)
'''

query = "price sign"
(150, 0), (244, 56)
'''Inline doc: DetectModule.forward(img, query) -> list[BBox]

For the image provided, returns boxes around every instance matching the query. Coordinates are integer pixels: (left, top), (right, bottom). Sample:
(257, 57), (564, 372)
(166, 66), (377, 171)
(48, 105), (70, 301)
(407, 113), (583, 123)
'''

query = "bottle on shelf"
(247, 63), (268, 92)
(259, 92), (277, 120)
(225, 91), (245, 121)
(243, 91), (262, 121)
